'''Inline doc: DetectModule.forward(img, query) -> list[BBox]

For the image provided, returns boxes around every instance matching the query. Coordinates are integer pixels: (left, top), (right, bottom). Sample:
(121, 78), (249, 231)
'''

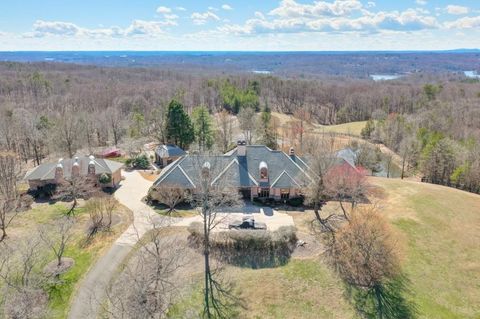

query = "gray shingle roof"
(24, 157), (123, 181)
(155, 144), (186, 158)
(271, 171), (301, 188)
(336, 148), (357, 169)
(154, 145), (313, 189)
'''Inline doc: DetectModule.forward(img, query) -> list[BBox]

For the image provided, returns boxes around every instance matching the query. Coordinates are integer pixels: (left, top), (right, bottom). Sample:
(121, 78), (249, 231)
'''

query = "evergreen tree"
(165, 100), (194, 149)
(256, 106), (277, 149)
(192, 106), (214, 151)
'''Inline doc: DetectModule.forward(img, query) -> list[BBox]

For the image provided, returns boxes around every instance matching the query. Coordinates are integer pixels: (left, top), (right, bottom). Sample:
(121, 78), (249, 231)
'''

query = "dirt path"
(68, 171), (196, 319)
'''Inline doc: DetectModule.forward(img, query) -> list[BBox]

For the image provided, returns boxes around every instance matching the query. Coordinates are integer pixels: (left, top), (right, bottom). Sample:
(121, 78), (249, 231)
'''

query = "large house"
(150, 140), (359, 202)
(24, 155), (124, 191)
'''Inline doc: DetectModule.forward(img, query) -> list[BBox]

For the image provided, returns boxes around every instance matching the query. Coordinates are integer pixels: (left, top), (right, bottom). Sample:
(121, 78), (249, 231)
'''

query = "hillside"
(370, 177), (480, 318)
(169, 177), (480, 318)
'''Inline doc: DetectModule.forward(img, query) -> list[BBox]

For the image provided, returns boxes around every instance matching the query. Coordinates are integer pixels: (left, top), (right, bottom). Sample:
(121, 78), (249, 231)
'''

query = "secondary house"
(24, 155), (124, 191)
(149, 140), (360, 202)
(154, 144), (187, 168)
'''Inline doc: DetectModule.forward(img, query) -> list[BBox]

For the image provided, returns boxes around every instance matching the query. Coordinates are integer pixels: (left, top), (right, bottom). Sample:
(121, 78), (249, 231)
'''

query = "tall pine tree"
(192, 106), (214, 151)
(165, 100), (194, 149)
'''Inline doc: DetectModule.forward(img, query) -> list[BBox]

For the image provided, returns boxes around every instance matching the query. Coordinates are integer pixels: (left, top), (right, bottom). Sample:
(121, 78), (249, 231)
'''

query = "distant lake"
(464, 71), (480, 78)
(370, 74), (402, 81)
(252, 70), (272, 74)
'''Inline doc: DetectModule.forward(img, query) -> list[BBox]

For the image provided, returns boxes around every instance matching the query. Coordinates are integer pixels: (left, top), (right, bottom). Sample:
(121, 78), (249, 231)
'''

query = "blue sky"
(0, 0), (479, 50)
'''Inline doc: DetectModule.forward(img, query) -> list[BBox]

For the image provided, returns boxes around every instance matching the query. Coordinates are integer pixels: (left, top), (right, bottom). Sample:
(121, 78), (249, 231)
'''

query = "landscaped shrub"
(287, 196), (304, 207)
(99, 173), (112, 184)
(129, 154), (150, 169)
(188, 224), (297, 268)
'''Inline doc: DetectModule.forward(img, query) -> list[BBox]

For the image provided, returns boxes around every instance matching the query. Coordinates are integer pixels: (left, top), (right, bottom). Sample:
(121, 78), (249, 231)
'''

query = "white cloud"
(32, 20), (80, 36)
(176, 7), (186, 11)
(27, 19), (175, 38)
(254, 11), (266, 19)
(269, 0), (363, 18)
(124, 20), (167, 36)
(416, 0), (427, 6)
(164, 14), (179, 20)
(191, 11), (220, 25)
(156, 6), (171, 14)
(220, 6), (438, 35)
(446, 5), (469, 15)
(367, 2), (376, 8)
(222, 4), (233, 11)
(446, 16), (480, 28)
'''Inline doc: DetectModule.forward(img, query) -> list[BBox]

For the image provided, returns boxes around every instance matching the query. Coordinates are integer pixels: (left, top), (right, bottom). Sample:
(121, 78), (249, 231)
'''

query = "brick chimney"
(55, 159), (64, 181)
(88, 155), (95, 175)
(237, 139), (247, 157)
(72, 157), (80, 177)
(289, 147), (295, 157)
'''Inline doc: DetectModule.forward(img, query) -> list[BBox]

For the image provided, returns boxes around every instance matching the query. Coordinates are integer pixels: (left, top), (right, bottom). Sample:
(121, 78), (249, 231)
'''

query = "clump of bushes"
(125, 154), (150, 169)
(188, 222), (297, 268)
(99, 173), (112, 184)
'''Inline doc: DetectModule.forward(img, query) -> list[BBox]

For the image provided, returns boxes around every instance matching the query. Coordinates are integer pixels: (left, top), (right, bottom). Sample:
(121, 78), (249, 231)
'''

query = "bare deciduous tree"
(0, 151), (21, 242)
(57, 104), (83, 158)
(188, 155), (241, 318)
(103, 220), (188, 319)
(237, 107), (256, 145)
(0, 237), (49, 319)
(150, 185), (185, 214)
(324, 164), (368, 221)
(303, 134), (339, 232)
(84, 196), (117, 238)
(216, 110), (234, 153)
(52, 175), (98, 215)
(327, 207), (411, 319)
(39, 216), (75, 271)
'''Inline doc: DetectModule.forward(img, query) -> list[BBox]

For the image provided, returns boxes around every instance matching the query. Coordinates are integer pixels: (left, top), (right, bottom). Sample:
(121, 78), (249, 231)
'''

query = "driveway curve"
(68, 170), (185, 319)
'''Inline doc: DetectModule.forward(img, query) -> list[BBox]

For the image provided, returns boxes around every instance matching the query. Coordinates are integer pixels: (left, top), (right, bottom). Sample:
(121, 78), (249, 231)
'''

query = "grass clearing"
(314, 121), (368, 136)
(4, 200), (133, 319)
(370, 177), (480, 319)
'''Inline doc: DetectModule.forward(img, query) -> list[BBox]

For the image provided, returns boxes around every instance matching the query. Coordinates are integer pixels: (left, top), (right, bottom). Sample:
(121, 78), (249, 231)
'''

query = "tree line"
(361, 83), (480, 193)
(0, 62), (479, 182)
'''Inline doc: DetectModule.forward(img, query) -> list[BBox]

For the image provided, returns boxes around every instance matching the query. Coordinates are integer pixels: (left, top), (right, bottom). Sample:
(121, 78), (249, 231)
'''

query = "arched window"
(259, 161), (268, 179)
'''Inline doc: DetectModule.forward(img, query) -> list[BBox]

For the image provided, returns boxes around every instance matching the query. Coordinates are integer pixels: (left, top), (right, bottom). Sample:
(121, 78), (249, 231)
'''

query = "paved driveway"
(175, 204), (295, 232)
(68, 171), (195, 319)
(68, 172), (293, 318)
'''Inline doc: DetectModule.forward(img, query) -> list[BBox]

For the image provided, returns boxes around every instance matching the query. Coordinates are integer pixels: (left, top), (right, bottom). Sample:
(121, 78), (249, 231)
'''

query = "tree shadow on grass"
(346, 274), (418, 319)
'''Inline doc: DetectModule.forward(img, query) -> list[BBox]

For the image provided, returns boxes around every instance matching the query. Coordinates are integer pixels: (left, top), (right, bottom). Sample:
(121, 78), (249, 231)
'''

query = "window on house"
(259, 161), (268, 179)
(280, 189), (290, 199)
(259, 188), (270, 198)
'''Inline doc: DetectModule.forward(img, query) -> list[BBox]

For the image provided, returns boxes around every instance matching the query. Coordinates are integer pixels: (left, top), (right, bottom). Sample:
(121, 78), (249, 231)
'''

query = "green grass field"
(5, 201), (132, 319)
(370, 177), (480, 319)
(168, 259), (356, 319)
(168, 177), (480, 318)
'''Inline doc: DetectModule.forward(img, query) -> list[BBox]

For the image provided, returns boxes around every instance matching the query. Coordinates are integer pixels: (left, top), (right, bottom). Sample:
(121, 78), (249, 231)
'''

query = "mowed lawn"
(370, 177), (480, 319)
(168, 259), (356, 319)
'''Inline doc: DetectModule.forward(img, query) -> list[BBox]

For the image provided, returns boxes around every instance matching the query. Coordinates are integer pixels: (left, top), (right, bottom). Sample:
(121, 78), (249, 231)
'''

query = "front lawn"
(2, 200), (133, 319)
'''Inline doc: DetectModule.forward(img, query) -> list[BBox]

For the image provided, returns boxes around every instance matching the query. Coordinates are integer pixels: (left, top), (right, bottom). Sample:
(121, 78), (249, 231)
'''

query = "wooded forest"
(0, 61), (479, 193)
